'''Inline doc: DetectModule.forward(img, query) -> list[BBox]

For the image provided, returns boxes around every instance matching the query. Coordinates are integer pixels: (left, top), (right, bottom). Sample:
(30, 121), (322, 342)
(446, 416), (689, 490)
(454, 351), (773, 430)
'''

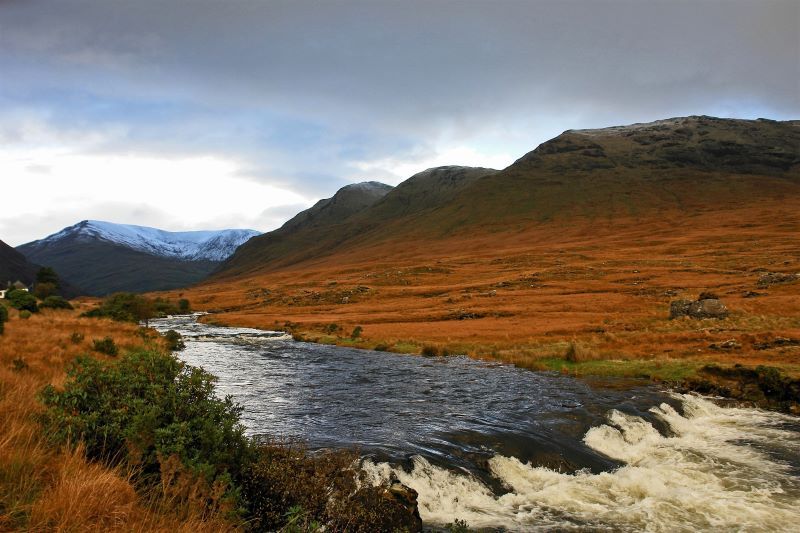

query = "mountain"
(216, 180), (395, 276)
(281, 181), (393, 233)
(216, 169), (500, 277)
(0, 238), (39, 286)
(18, 221), (260, 295)
(214, 116), (798, 279)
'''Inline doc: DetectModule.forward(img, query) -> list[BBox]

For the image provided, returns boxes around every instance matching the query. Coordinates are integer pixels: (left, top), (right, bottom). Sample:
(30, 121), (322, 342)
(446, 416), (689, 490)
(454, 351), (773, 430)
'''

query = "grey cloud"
(0, 0), (797, 242)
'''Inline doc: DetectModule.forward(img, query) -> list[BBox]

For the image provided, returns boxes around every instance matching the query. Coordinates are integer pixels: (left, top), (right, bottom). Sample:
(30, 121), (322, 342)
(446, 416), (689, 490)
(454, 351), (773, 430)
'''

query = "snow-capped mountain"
(35, 220), (260, 261)
(17, 221), (261, 295)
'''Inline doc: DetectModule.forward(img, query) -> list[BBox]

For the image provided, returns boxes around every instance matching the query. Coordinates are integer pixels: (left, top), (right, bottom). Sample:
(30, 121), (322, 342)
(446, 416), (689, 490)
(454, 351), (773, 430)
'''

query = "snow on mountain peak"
(40, 220), (261, 261)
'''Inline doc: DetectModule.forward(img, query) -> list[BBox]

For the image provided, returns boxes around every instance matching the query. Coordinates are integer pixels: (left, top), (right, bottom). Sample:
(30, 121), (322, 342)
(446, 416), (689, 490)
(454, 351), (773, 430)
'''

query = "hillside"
(216, 180), (395, 276)
(216, 117), (798, 278)
(165, 115), (800, 386)
(216, 168), (496, 277)
(0, 238), (39, 286)
(18, 221), (260, 295)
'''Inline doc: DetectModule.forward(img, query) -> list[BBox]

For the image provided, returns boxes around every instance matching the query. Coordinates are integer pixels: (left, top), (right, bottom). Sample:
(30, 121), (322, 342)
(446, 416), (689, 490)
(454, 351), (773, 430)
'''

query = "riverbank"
(197, 313), (800, 414)
(160, 313), (800, 531)
(160, 206), (800, 412)
(0, 304), (237, 531)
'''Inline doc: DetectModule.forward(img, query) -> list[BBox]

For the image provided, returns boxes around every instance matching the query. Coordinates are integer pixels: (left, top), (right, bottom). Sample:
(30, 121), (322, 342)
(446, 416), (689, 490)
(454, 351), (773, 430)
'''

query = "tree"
(34, 282), (57, 300)
(36, 267), (60, 288)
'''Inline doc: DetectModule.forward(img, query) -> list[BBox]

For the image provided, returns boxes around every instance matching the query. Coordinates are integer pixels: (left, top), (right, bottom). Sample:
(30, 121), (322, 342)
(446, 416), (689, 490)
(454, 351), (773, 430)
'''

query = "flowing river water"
(151, 315), (800, 531)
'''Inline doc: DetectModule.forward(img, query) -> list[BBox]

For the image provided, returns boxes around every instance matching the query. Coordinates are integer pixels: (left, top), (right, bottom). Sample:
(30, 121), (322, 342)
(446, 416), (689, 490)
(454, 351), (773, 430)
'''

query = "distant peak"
(26, 220), (261, 262)
(340, 181), (393, 192)
(564, 115), (774, 137)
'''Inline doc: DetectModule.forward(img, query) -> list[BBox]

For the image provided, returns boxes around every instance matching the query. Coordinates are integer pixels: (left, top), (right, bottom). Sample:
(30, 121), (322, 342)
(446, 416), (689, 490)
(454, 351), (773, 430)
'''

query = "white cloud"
(0, 147), (313, 245)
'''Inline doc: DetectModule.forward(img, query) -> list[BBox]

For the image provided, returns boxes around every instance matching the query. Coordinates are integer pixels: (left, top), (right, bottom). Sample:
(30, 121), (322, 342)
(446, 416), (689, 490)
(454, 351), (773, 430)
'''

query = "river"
(151, 314), (800, 531)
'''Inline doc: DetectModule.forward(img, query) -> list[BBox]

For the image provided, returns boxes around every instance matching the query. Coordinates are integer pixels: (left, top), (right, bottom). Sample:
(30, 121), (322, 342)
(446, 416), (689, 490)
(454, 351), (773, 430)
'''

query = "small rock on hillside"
(757, 272), (800, 288)
(670, 294), (729, 320)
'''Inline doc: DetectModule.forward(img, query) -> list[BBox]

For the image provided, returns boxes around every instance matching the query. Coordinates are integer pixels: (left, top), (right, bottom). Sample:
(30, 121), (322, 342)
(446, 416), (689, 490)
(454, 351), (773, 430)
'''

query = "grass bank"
(0, 302), (424, 531)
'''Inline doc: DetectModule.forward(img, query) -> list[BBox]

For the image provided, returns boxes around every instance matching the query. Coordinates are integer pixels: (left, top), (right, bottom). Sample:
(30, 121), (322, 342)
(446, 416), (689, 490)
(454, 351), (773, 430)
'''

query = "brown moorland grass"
(164, 202), (800, 381)
(0, 305), (237, 532)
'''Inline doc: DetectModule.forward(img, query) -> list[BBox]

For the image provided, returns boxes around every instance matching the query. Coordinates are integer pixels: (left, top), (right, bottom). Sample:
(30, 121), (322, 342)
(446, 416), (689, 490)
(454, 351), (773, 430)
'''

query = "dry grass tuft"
(28, 444), (138, 531)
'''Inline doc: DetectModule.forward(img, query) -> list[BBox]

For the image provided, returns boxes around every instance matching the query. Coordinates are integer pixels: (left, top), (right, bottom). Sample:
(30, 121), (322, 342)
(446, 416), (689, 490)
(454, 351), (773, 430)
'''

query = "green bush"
(163, 329), (185, 351)
(81, 292), (153, 323)
(19, 310), (32, 319)
(40, 295), (74, 310)
(178, 298), (191, 313)
(92, 336), (118, 356)
(38, 348), (413, 529)
(39, 349), (252, 507)
(70, 332), (85, 344)
(0, 305), (7, 334)
(82, 293), (183, 325)
(6, 289), (38, 313)
(350, 325), (363, 340)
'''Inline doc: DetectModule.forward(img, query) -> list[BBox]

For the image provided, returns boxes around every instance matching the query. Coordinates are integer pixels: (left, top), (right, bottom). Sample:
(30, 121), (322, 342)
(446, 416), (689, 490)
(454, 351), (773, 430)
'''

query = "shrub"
(33, 282), (58, 300)
(19, 310), (32, 319)
(6, 289), (38, 312)
(421, 345), (440, 357)
(82, 293), (153, 323)
(82, 293), (183, 325)
(40, 295), (74, 310)
(0, 304), (7, 334)
(564, 340), (600, 362)
(324, 323), (340, 335)
(12, 356), (28, 371)
(70, 331), (85, 344)
(92, 337), (118, 356)
(39, 349), (252, 512)
(350, 326), (363, 340)
(163, 329), (185, 351)
(178, 298), (191, 313)
(373, 343), (391, 352)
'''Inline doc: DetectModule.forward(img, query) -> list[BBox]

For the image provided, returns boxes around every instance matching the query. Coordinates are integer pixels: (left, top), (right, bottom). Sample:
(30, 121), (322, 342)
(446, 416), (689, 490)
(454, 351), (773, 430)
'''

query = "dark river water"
(151, 314), (800, 531)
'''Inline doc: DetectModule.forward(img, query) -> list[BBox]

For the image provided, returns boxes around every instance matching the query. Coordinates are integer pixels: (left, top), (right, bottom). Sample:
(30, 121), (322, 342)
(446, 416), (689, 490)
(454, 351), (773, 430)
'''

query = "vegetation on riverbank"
(0, 304), (421, 531)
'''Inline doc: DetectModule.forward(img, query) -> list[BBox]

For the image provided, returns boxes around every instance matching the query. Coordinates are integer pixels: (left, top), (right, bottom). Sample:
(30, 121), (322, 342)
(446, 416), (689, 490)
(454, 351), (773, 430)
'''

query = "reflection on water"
(151, 314), (800, 531)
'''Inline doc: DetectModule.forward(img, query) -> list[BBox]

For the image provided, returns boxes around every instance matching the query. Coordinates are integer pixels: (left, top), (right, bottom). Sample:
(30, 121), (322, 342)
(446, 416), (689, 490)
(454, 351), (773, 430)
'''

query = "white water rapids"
(363, 394), (800, 531)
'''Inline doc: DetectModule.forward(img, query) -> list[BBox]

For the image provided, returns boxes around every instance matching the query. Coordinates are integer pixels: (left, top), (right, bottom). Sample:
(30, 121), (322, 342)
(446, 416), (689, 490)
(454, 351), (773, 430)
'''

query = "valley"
(157, 117), (800, 403)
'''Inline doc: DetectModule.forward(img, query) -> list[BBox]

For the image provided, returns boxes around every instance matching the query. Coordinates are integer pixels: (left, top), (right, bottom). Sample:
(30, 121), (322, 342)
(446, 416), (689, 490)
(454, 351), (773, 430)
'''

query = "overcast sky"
(1, 0), (798, 245)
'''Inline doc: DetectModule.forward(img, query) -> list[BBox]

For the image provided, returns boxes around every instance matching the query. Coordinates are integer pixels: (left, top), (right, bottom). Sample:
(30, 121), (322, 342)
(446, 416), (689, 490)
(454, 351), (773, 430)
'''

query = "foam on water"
(363, 394), (800, 531)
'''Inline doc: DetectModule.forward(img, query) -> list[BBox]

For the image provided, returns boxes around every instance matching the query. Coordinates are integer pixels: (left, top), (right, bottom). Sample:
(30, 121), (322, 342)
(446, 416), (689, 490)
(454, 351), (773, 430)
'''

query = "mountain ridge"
(26, 220), (260, 262)
(18, 221), (261, 295)
(213, 116), (799, 280)
(215, 167), (497, 277)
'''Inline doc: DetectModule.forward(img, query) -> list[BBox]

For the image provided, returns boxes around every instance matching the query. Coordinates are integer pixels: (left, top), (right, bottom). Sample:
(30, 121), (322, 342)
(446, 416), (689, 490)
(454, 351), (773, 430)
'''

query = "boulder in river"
(352, 475), (423, 532)
(670, 295), (729, 319)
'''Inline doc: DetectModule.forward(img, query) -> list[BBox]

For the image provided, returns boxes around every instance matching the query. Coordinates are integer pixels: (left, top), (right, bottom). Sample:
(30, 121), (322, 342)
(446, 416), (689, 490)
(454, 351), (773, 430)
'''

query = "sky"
(1, 0), (798, 246)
